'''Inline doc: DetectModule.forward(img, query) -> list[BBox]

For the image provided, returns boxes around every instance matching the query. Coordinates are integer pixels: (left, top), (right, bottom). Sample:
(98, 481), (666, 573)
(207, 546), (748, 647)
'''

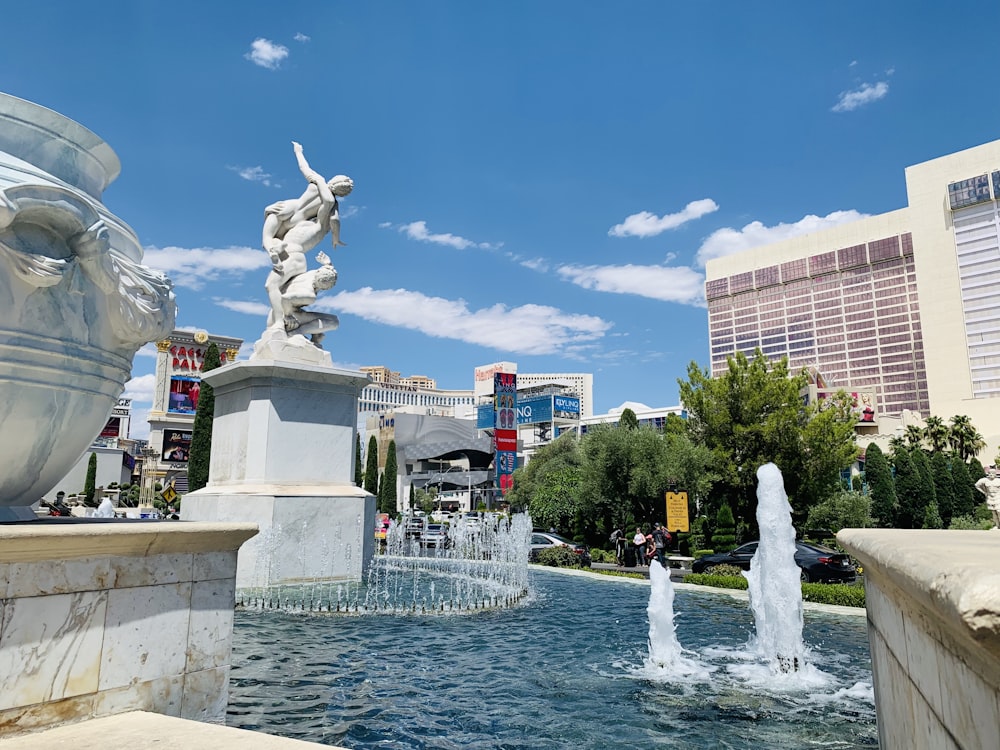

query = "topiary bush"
(713, 503), (737, 552)
(692, 549), (714, 558)
(801, 583), (866, 608)
(682, 573), (748, 590)
(536, 546), (584, 568)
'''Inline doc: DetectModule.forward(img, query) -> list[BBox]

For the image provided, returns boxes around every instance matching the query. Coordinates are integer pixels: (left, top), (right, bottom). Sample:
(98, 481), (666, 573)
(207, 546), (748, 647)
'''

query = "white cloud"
(294, 32), (310, 43)
(520, 257), (549, 272)
(245, 38), (289, 70)
(128, 405), (151, 441)
(308, 287), (611, 355)
(229, 165), (272, 186)
(608, 199), (719, 238)
(832, 81), (889, 112)
(143, 245), (269, 290)
(123, 373), (157, 402)
(135, 343), (158, 359)
(849, 60), (858, 67)
(215, 298), (271, 317)
(556, 263), (705, 305)
(392, 220), (498, 250)
(695, 210), (869, 265)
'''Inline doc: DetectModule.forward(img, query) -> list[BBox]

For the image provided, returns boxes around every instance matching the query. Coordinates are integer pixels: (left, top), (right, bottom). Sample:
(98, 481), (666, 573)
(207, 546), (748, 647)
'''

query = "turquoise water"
(228, 570), (877, 748)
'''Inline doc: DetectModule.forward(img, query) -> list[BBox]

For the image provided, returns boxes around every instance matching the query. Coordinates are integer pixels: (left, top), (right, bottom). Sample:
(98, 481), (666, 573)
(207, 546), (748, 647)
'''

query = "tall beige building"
(705, 138), (1000, 456)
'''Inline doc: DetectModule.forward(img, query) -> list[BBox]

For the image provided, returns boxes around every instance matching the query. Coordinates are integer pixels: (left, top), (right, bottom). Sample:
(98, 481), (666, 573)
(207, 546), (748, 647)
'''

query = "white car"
(420, 523), (450, 548)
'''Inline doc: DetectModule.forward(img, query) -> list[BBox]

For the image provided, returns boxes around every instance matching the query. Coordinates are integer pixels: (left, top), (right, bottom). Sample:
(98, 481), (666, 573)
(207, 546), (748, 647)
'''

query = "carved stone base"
(250, 327), (332, 367)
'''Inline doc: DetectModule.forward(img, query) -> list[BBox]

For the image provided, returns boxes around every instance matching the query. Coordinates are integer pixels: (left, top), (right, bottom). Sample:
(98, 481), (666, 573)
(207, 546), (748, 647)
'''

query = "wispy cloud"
(695, 210), (869, 265)
(556, 263), (705, 306)
(275, 287), (612, 355)
(215, 298), (270, 317)
(143, 245), (269, 290)
(388, 220), (500, 250)
(832, 81), (889, 112)
(228, 165), (273, 186)
(609, 198), (719, 238)
(519, 257), (549, 272)
(245, 38), (289, 70)
(123, 373), (157, 402)
(293, 32), (310, 43)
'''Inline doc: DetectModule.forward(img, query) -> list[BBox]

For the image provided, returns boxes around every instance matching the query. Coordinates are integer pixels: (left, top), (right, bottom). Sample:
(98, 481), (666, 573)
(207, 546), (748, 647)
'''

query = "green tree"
(952, 458), (976, 517)
(618, 407), (639, 430)
(661, 431), (718, 530)
(949, 415), (985, 462)
(904, 424), (925, 451)
(969, 457), (986, 483)
(893, 450), (923, 528)
(911, 449), (937, 514)
(799, 390), (860, 509)
(354, 434), (363, 487)
(508, 434), (585, 535)
(83, 452), (98, 506)
(378, 440), (398, 513)
(865, 443), (897, 526)
(922, 499), (943, 529)
(713, 503), (737, 552)
(930, 452), (956, 526)
(577, 424), (634, 535)
(804, 489), (873, 533)
(923, 416), (950, 453)
(187, 343), (221, 492)
(363, 435), (379, 495)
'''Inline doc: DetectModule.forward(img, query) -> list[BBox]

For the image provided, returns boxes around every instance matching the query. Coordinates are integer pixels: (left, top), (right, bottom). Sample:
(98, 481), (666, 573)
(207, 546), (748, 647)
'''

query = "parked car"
(692, 541), (857, 583)
(421, 523), (450, 548)
(403, 515), (426, 539)
(529, 531), (591, 566)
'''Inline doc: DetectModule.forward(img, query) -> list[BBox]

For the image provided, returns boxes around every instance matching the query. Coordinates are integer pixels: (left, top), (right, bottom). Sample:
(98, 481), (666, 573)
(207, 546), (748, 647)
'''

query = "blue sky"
(4, 3), (1000, 438)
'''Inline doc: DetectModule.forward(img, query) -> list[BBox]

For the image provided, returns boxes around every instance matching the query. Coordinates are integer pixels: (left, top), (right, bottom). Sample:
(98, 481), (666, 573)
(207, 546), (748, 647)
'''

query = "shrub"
(948, 514), (993, 530)
(692, 549), (714, 558)
(713, 503), (737, 552)
(536, 546), (584, 568)
(590, 548), (616, 564)
(702, 563), (744, 577)
(682, 573), (748, 590)
(801, 583), (866, 608)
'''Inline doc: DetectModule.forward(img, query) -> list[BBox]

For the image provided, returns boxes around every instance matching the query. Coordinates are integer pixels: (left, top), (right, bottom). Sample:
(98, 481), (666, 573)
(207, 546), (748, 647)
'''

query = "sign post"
(665, 490), (690, 533)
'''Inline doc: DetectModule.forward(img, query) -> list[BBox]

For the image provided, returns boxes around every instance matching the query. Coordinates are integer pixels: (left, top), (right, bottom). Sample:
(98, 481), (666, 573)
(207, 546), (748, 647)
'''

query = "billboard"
(99, 417), (121, 439)
(168, 376), (202, 414)
(553, 395), (581, 419)
(815, 389), (876, 425)
(480, 395), (581, 427)
(493, 372), (517, 493)
(162, 430), (192, 462)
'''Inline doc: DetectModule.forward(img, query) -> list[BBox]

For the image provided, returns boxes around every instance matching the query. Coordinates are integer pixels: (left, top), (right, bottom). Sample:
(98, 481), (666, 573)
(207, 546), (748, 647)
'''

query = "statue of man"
(974, 466), (1000, 529)
(262, 142), (353, 332)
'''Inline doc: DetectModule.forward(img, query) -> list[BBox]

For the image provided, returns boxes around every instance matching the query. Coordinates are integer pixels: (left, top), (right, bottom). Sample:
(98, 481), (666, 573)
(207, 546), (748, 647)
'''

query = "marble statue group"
(260, 142), (352, 351)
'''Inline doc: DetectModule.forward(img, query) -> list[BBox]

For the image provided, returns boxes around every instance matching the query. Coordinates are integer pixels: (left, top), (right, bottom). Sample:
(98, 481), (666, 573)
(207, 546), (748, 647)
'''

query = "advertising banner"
(493, 372), (518, 493)
(553, 395), (581, 419)
(515, 395), (553, 425)
(162, 430), (192, 462)
(167, 376), (202, 414)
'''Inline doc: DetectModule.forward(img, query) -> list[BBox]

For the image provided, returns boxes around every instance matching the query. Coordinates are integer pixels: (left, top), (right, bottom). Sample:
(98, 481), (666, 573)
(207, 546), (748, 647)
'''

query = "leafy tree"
(903, 424), (925, 451)
(713, 503), (737, 552)
(363, 435), (379, 495)
(618, 408), (639, 430)
(83, 452), (98, 506)
(893, 450), (924, 528)
(911, 449), (937, 514)
(378, 440), (398, 513)
(949, 415), (985, 462)
(923, 416), (950, 453)
(922, 499), (943, 529)
(865, 443), (896, 526)
(354, 434), (363, 487)
(509, 434), (584, 535)
(804, 490), (873, 533)
(798, 391), (860, 509)
(577, 425), (634, 535)
(969, 457), (986, 483)
(660, 431), (718, 530)
(187, 343), (221, 492)
(951, 457), (976, 517)
(930, 452), (956, 526)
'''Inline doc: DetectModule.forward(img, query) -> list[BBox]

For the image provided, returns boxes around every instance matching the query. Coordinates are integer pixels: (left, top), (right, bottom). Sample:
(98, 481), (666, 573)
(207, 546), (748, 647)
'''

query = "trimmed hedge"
(536, 546), (586, 568)
(682, 573), (866, 608)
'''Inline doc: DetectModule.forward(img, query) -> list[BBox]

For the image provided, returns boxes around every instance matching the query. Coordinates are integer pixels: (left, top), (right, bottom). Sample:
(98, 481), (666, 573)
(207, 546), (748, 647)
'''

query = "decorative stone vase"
(0, 94), (175, 520)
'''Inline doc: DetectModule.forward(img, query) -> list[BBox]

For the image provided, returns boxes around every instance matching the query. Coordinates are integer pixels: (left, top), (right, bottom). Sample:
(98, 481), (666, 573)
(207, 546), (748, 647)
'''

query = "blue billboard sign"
(553, 396), (580, 418)
(516, 396), (552, 425)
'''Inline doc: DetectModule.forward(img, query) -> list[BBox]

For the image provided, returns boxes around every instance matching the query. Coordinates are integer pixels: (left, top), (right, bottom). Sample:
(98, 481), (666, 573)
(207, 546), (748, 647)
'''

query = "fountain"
(237, 513), (532, 614)
(745, 461), (806, 673)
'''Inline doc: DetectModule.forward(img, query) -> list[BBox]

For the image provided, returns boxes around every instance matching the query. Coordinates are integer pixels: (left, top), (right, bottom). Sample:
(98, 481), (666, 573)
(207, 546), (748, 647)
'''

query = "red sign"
(495, 431), (517, 452)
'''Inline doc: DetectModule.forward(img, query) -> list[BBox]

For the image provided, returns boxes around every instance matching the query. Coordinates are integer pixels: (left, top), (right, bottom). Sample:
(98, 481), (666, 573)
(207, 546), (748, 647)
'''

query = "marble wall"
(838, 529), (1000, 750)
(0, 522), (256, 737)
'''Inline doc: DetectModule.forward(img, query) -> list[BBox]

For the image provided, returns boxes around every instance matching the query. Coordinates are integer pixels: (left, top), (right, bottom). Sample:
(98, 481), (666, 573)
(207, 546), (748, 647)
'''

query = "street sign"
(161, 483), (177, 504)
(665, 491), (689, 532)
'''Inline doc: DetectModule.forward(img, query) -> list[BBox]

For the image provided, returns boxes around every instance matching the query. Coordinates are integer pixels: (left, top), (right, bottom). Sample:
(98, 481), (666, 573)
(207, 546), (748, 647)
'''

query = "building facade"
(705, 138), (1000, 456)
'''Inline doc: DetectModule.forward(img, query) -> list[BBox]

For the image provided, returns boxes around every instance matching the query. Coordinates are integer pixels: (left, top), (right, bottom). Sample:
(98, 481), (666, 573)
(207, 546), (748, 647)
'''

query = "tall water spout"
(646, 560), (682, 667)
(745, 462), (805, 673)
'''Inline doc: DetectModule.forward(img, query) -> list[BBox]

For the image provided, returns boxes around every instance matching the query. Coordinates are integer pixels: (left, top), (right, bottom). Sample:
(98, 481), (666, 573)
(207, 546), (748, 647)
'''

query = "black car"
(529, 531), (591, 566)
(692, 541), (856, 583)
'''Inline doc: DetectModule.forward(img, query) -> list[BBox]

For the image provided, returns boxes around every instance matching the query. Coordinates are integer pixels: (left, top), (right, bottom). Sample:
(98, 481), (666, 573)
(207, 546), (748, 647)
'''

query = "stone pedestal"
(0, 522), (257, 737)
(838, 529), (1000, 750)
(181, 360), (374, 588)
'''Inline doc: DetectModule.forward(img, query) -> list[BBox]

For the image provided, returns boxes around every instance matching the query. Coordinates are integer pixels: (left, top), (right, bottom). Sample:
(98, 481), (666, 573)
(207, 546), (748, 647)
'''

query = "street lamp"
(430, 464), (464, 512)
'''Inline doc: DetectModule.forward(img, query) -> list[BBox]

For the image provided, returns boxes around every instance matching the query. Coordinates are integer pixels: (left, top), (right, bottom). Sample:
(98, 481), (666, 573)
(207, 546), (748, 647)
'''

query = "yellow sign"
(665, 491), (689, 532)
(160, 483), (177, 504)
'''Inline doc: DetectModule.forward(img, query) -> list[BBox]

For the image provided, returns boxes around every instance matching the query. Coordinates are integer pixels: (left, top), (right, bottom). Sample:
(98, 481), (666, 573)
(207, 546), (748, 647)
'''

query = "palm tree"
(949, 415), (985, 461)
(923, 416), (950, 453)
(904, 424), (925, 450)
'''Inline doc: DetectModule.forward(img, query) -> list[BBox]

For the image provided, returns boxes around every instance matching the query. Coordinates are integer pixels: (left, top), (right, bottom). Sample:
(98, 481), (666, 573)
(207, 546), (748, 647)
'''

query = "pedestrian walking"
(632, 527), (647, 567)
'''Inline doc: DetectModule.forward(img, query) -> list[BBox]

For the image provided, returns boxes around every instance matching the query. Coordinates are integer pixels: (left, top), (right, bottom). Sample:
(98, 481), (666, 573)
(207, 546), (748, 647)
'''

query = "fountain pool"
(228, 570), (877, 748)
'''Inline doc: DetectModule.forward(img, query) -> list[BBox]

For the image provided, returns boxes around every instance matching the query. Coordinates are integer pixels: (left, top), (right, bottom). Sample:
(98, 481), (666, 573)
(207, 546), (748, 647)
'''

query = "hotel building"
(705, 138), (1000, 454)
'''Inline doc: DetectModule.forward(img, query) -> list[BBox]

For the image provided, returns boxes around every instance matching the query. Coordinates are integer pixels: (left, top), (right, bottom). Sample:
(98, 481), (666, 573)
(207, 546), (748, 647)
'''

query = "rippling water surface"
(229, 570), (877, 749)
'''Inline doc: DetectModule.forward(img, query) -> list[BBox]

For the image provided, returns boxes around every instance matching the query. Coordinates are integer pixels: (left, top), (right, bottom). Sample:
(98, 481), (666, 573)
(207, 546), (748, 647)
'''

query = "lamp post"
(430, 464), (464, 513)
(138, 445), (160, 507)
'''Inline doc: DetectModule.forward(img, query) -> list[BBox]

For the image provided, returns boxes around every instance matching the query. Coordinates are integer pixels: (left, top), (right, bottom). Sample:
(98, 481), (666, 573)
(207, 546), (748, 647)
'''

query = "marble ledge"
(0, 523), (258, 564)
(0, 711), (340, 749)
(838, 528), (1000, 659)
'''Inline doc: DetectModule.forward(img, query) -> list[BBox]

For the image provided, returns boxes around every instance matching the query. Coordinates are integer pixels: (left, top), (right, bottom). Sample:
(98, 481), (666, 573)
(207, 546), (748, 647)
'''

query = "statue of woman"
(262, 142), (353, 331)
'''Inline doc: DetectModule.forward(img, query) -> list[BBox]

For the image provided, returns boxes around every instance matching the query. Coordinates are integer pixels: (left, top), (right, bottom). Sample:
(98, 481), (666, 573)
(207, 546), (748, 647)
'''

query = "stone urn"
(0, 93), (176, 520)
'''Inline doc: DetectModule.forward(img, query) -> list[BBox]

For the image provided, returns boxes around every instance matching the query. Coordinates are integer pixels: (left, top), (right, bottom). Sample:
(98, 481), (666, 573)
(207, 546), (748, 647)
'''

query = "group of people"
(609, 524), (673, 567)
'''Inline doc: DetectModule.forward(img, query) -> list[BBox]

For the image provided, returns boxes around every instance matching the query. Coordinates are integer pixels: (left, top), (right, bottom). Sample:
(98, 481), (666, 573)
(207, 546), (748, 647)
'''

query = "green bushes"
(589, 548), (616, 564)
(683, 573), (748, 590)
(682, 572), (866, 608)
(536, 546), (586, 568)
(713, 504), (737, 552)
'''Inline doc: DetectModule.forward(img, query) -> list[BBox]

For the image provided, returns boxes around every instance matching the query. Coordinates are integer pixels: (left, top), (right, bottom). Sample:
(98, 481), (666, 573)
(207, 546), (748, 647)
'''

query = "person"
(610, 527), (625, 566)
(632, 527), (647, 567)
(262, 141), (353, 332)
(188, 381), (200, 411)
(975, 466), (1000, 529)
(651, 523), (667, 567)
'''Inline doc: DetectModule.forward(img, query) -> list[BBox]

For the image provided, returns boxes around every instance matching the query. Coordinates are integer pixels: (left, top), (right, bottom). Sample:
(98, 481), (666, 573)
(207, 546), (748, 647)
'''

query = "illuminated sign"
(162, 430), (192, 462)
(168, 376), (201, 414)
